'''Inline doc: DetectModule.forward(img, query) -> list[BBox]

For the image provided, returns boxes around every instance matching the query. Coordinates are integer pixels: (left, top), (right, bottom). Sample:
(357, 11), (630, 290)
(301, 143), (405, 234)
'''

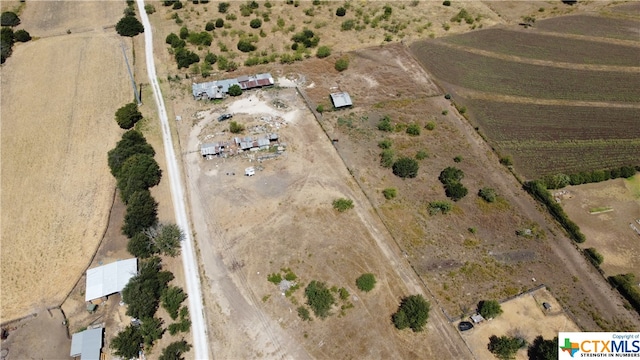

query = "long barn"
(192, 73), (274, 100)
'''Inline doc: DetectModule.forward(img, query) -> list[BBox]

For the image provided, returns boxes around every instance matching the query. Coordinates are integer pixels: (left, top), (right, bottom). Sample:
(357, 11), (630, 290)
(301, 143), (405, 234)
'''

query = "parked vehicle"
(218, 113), (233, 122)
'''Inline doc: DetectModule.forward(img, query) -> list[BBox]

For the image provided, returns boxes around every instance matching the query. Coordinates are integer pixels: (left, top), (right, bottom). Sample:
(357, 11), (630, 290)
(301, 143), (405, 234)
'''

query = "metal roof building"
(85, 258), (137, 302)
(70, 327), (103, 360)
(192, 73), (274, 100)
(330, 92), (353, 108)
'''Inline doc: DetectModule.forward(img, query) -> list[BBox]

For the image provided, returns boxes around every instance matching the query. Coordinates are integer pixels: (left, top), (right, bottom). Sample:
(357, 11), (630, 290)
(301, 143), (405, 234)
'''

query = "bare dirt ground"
(0, 308), (69, 360)
(1, 1), (132, 322)
(560, 177), (640, 279)
(461, 287), (580, 360)
(175, 87), (471, 359)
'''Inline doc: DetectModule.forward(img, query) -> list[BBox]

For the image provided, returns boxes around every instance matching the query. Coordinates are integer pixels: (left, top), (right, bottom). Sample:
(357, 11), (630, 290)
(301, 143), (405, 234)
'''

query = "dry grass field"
(560, 177), (640, 280)
(461, 288), (580, 360)
(1, 1), (132, 322)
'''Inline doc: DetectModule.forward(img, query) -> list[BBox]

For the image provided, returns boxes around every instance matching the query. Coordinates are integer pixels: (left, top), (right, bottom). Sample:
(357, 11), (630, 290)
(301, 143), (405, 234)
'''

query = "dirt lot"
(1, 1), (132, 322)
(0, 308), (70, 360)
(461, 287), (580, 360)
(560, 177), (640, 279)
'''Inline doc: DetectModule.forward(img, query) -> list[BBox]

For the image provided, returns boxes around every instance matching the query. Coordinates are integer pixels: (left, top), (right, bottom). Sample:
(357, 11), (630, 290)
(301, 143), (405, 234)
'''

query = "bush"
(215, 18), (224, 27)
(439, 167), (467, 201)
(205, 21), (215, 31)
(393, 157), (419, 178)
(162, 286), (187, 320)
(205, 52), (217, 64)
(332, 198), (354, 212)
(415, 150), (429, 160)
(0, 12), (20, 27)
(305, 280), (335, 319)
(316, 105), (324, 113)
(378, 139), (392, 149)
(267, 272), (282, 284)
(116, 15), (144, 37)
(316, 45), (331, 58)
(428, 201), (452, 215)
(218, 2), (230, 13)
(172, 1), (183, 9)
(442, 0), (451, 6)
(426, 121), (436, 130)
(382, 188), (397, 200)
(297, 306), (311, 321)
(336, 7), (346, 16)
(13, 29), (30, 42)
(584, 248), (604, 267)
(377, 116), (393, 132)
(488, 335), (526, 360)
(145, 4), (156, 14)
(406, 124), (421, 136)
(335, 57), (349, 71)
(1, 27), (14, 64)
(249, 18), (262, 28)
(380, 149), (394, 168)
(229, 120), (244, 133)
(356, 273), (376, 292)
(392, 295), (430, 332)
(174, 48), (200, 69)
(453, 155), (463, 163)
(188, 31), (212, 46)
(115, 102), (143, 129)
(478, 300), (503, 319)
(237, 38), (256, 52)
(445, 182), (468, 201)
(609, 273), (640, 316)
(179, 26), (189, 39)
(500, 155), (513, 166)
(478, 187), (497, 203)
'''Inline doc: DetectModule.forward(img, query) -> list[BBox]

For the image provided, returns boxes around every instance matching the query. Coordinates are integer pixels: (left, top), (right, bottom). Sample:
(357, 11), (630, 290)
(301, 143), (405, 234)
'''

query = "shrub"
(218, 2), (230, 13)
(377, 116), (393, 132)
(250, 18), (262, 28)
(356, 273), (376, 292)
(392, 295), (430, 332)
(499, 155), (513, 166)
(215, 18), (224, 28)
(172, 1), (183, 9)
(428, 201), (452, 215)
(415, 150), (429, 160)
(205, 52), (217, 64)
(13, 29), (30, 42)
(406, 124), (421, 136)
(116, 15), (144, 37)
(0, 12), (20, 27)
(444, 93), (451, 99)
(145, 4), (156, 14)
(229, 120), (244, 133)
(335, 57), (349, 71)
(316, 105), (324, 113)
(305, 280), (335, 319)
(488, 335), (526, 360)
(162, 286), (187, 319)
(393, 157), (419, 178)
(478, 187), (497, 203)
(584, 248), (604, 267)
(453, 155), (463, 163)
(228, 85), (243, 97)
(478, 300), (503, 319)
(159, 340), (191, 360)
(267, 273), (282, 284)
(188, 31), (212, 46)
(378, 139), (392, 149)
(332, 198), (354, 212)
(205, 21), (215, 31)
(439, 167), (467, 201)
(341, 19), (355, 31)
(380, 149), (394, 168)
(442, 0), (451, 6)
(382, 188), (397, 200)
(445, 182), (468, 201)
(609, 273), (640, 316)
(336, 7), (346, 16)
(425, 121), (436, 130)
(316, 45), (331, 58)
(1, 27), (14, 64)
(174, 48), (200, 69)
(297, 306), (311, 321)
(115, 102), (143, 129)
(237, 38), (256, 52)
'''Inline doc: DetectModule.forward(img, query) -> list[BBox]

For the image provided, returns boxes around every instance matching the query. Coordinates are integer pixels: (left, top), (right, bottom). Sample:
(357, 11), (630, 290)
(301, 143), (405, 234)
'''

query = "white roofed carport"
(85, 258), (137, 302)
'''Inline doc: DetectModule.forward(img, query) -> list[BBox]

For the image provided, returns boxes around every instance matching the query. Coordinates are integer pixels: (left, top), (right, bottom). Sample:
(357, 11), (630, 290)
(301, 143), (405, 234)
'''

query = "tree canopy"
(392, 157), (419, 178)
(127, 232), (157, 258)
(161, 285), (187, 319)
(13, 29), (30, 42)
(528, 336), (557, 360)
(305, 280), (335, 319)
(159, 340), (192, 360)
(392, 294), (430, 332)
(228, 84), (243, 97)
(488, 335), (526, 360)
(439, 167), (468, 201)
(122, 257), (174, 319)
(479, 300), (503, 319)
(355, 273), (376, 292)
(122, 190), (158, 238)
(117, 153), (162, 204)
(115, 102), (143, 129)
(110, 324), (143, 358)
(108, 130), (155, 177)
(1, 12), (20, 27)
(116, 15), (144, 37)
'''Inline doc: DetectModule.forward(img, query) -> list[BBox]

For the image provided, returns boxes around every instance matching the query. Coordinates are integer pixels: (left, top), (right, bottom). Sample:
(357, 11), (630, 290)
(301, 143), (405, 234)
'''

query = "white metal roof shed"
(330, 92), (353, 108)
(70, 327), (103, 360)
(85, 258), (137, 302)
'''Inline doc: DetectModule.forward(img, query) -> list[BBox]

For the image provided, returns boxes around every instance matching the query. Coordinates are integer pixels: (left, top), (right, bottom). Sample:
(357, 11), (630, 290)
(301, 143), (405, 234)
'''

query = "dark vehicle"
(218, 113), (233, 122)
(458, 321), (474, 332)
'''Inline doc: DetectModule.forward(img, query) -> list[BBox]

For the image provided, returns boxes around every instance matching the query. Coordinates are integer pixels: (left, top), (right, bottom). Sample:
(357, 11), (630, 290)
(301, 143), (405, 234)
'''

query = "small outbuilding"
(85, 258), (137, 302)
(471, 314), (485, 324)
(330, 92), (353, 108)
(70, 327), (103, 360)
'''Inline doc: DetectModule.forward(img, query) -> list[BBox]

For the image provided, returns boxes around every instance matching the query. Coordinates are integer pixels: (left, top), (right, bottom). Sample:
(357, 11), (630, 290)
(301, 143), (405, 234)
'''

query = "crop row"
(410, 42), (640, 102)
(536, 14), (640, 42)
(461, 99), (640, 142)
(442, 28), (640, 67)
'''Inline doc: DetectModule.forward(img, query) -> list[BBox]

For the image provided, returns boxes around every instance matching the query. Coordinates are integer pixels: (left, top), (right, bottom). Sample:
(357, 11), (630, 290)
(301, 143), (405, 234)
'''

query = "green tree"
(382, 188), (397, 200)
(479, 300), (503, 319)
(110, 324), (143, 359)
(1, 27), (14, 63)
(205, 52), (217, 64)
(218, 2), (230, 13)
(439, 167), (464, 184)
(392, 294), (430, 332)
(335, 57), (349, 71)
(229, 120), (244, 133)
(116, 15), (144, 37)
(174, 48), (200, 69)
(341, 19), (355, 31)
(122, 257), (174, 319)
(162, 286), (187, 319)
(115, 102), (143, 129)
(117, 154), (162, 204)
(13, 29), (30, 42)
(127, 232), (157, 258)
(356, 273), (376, 292)
(249, 18), (262, 28)
(122, 190), (158, 238)
(528, 336), (557, 360)
(332, 198), (354, 212)
(159, 340), (192, 360)
(215, 18), (224, 27)
(0, 12), (20, 27)
(154, 224), (184, 257)
(228, 84), (243, 97)
(140, 317), (164, 349)
(445, 182), (468, 201)
(316, 45), (331, 58)
(305, 280), (335, 319)
(392, 157), (419, 178)
(377, 116), (393, 131)
(478, 187), (497, 203)
(108, 130), (155, 177)
(237, 38), (256, 52)
(584, 248), (604, 267)
(336, 7), (346, 16)
(406, 124), (421, 136)
(297, 306), (311, 321)
(428, 201), (452, 215)
(205, 21), (215, 31)
(488, 335), (526, 360)
(145, 4), (156, 14)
